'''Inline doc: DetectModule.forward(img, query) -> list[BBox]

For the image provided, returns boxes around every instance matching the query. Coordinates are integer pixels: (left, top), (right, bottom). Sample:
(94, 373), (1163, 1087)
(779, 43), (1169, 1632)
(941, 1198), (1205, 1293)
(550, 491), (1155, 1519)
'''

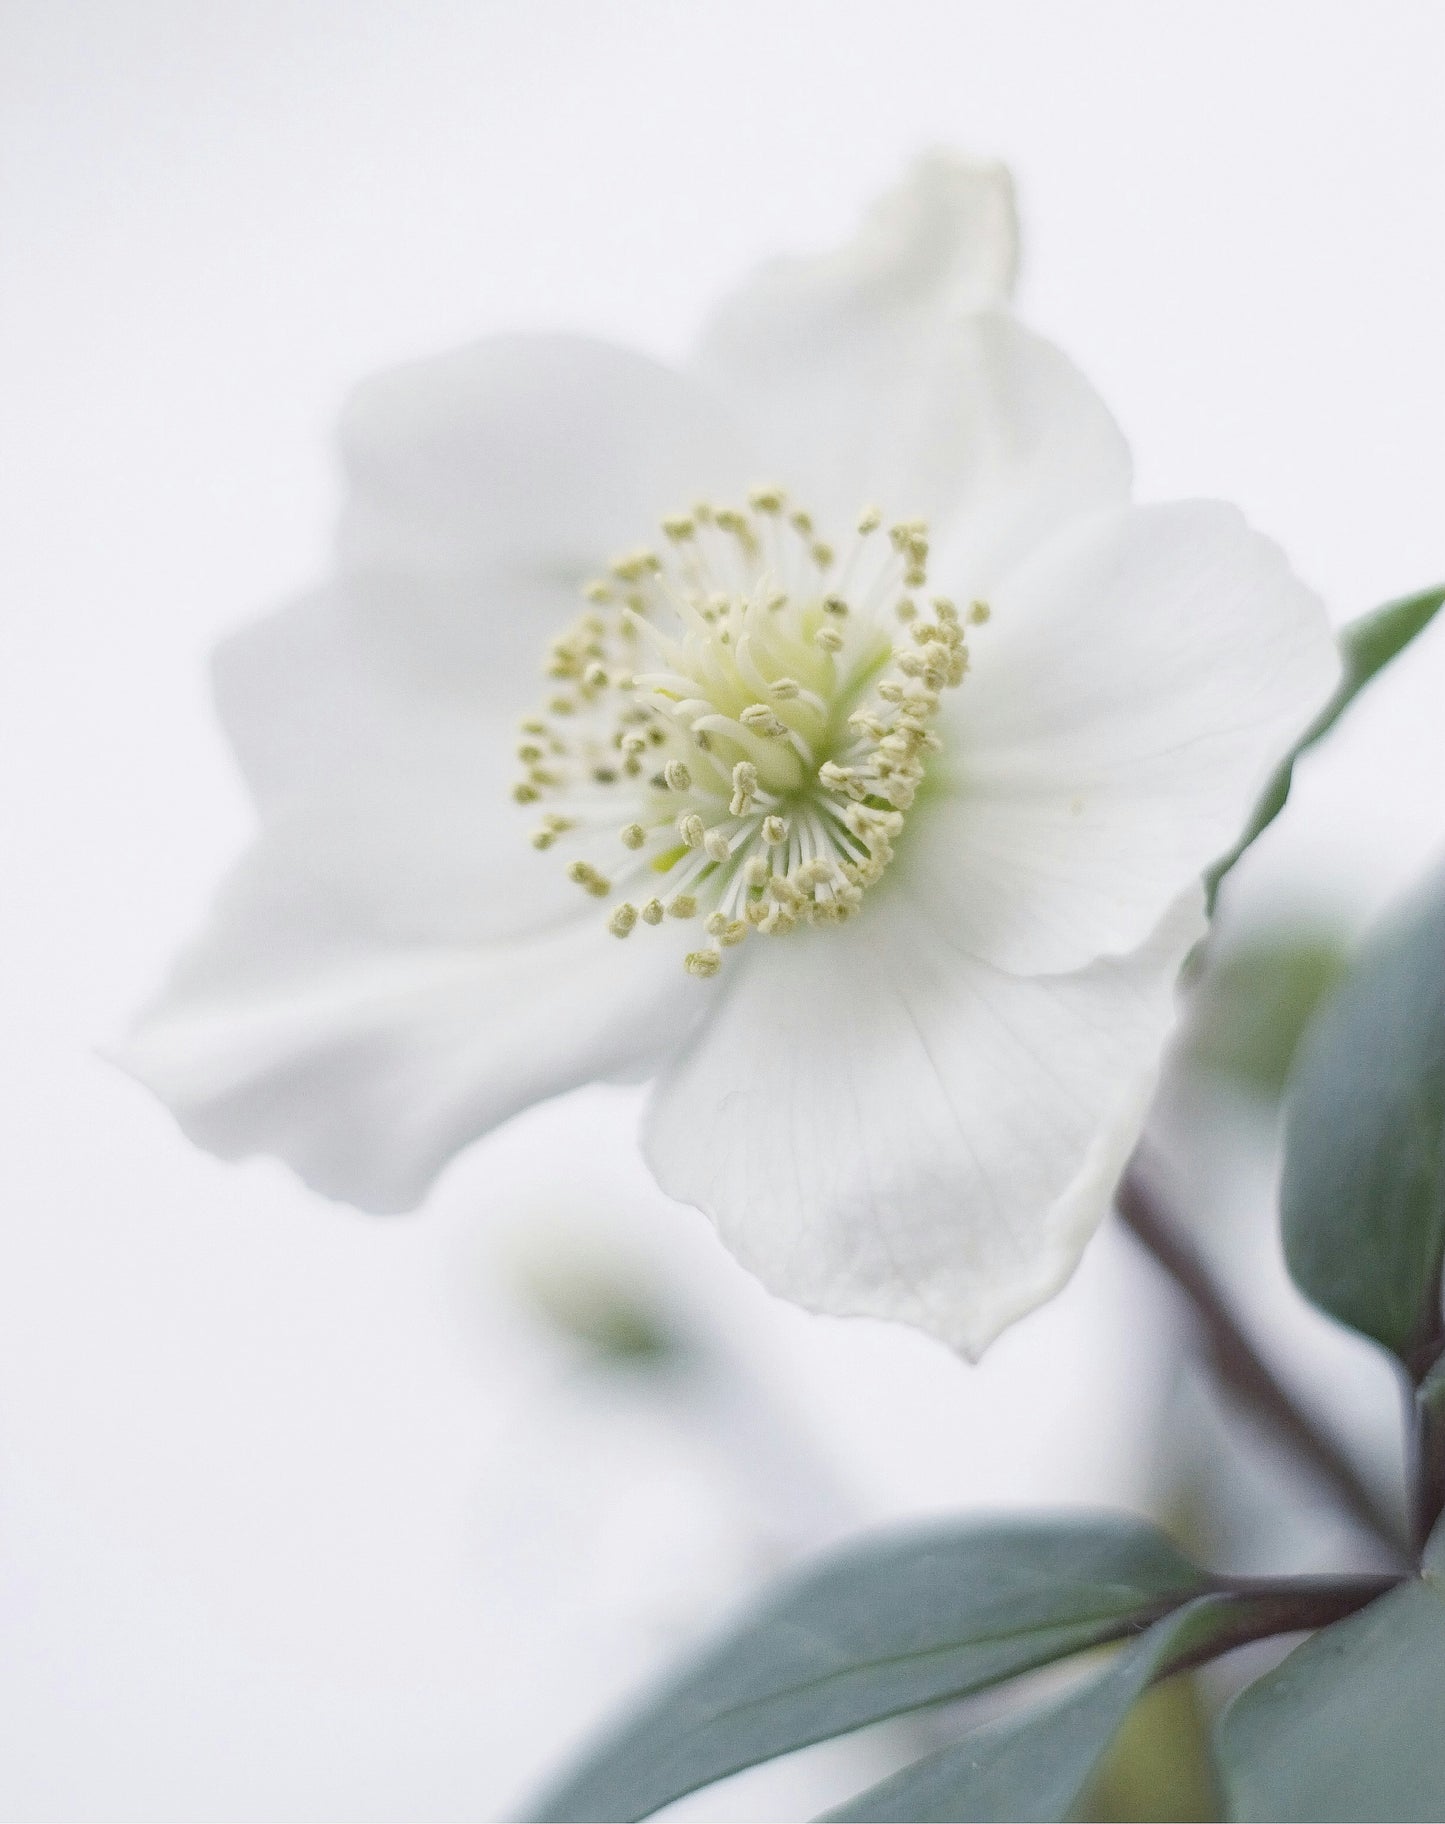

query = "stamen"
(511, 494), (979, 974)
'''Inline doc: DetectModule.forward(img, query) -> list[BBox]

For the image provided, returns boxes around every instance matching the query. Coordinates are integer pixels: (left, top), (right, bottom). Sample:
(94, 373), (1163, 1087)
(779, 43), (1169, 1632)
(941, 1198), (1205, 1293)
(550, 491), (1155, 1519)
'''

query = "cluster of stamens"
(513, 490), (986, 976)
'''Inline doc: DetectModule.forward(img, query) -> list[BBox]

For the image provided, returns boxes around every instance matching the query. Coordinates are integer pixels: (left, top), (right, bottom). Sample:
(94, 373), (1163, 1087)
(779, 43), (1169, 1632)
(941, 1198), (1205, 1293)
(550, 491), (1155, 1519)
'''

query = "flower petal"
(694, 156), (1127, 545)
(910, 501), (1342, 977)
(212, 586), (512, 811)
(697, 152), (1017, 390)
(643, 887), (1206, 1359)
(121, 787), (708, 1212)
(335, 335), (753, 703)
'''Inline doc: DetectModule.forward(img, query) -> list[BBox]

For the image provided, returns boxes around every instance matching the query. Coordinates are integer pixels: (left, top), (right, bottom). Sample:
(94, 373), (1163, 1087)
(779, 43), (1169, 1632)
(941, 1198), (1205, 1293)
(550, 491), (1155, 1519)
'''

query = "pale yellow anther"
(769, 677), (801, 700)
(583, 663), (608, 690)
(789, 509), (814, 535)
(684, 948), (722, 978)
(896, 597), (917, 622)
(661, 514), (696, 541)
(530, 827), (558, 850)
(640, 898), (665, 925)
(513, 783), (541, 804)
(729, 760), (758, 815)
(740, 704), (789, 738)
(620, 822), (647, 850)
(679, 812), (706, 848)
(857, 505), (882, 534)
(703, 830), (731, 863)
(748, 486), (785, 513)
(567, 861), (612, 898)
(813, 626), (845, 652)
(705, 911), (728, 937)
(822, 594), (849, 618)
(811, 542), (835, 569)
(608, 902), (638, 938)
(719, 919), (748, 947)
(743, 855), (770, 888)
(761, 815), (789, 846)
(668, 894), (698, 919)
(664, 760), (693, 792)
(970, 599), (992, 624)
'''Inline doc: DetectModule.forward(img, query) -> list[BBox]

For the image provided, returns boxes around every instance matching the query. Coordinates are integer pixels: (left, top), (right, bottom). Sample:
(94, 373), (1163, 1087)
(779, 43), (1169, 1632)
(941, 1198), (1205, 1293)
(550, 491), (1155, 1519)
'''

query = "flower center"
(513, 490), (983, 976)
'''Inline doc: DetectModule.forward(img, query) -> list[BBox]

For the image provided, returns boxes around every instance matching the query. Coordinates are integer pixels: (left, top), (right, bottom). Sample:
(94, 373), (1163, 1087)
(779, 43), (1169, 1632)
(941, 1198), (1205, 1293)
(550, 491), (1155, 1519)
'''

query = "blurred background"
(2, 2), (1443, 1816)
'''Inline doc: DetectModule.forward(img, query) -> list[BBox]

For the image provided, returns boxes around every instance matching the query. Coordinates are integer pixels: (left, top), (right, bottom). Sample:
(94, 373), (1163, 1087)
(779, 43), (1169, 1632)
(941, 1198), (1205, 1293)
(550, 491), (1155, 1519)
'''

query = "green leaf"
(1206, 583), (1445, 910)
(1182, 927), (1348, 1101)
(824, 1595), (1253, 1823)
(1280, 869), (1445, 1364)
(526, 1516), (1207, 1822)
(1218, 1543), (1445, 1822)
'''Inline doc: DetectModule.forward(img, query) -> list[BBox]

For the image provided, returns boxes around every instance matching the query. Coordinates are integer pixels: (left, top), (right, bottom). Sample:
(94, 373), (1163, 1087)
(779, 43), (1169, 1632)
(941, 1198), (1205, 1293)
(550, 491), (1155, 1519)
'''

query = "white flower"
(122, 155), (1340, 1358)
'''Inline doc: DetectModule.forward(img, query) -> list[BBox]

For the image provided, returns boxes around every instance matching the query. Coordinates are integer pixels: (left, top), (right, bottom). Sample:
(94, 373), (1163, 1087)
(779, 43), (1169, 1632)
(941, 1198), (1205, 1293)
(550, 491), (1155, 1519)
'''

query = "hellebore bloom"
(124, 156), (1340, 1356)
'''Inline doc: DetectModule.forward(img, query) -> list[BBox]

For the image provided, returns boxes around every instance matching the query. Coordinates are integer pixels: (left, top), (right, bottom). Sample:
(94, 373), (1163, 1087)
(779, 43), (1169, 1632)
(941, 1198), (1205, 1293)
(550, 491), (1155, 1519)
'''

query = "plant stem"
(1116, 1161), (1410, 1564)
(1410, 1352), (1445, 1554)
(1158, 1573), (1402, 1680)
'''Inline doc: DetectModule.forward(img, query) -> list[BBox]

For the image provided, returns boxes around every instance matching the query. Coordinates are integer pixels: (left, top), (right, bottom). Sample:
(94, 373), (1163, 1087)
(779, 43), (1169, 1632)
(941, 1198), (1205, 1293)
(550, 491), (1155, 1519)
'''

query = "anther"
(761, 815), (789, 846)
(664, 760), (693, 792)
(608, 903), (638, 938)
(740, 704), (789, 738)
(729, 760), (758, 815)
(684, 949), (722, 978)
(679, 813), (706, 848)
(668, 894), (698, 919)
(567, 861), (611, 898)
(640, 898), (665, 925)
(703, 830), (731, 863)
(620, 823), (647, 850)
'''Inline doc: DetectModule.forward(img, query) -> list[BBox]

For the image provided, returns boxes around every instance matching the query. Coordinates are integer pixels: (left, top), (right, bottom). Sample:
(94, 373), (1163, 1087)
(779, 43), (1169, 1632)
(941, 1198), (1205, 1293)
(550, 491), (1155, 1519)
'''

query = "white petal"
(698, 152), (1017, 384)
(643, 888), (1206, 1359)
(120, 788), (709, 1212)
(694, 157), (1127, 542)
(910, 501), (1343, 976)
(213, 587), (512, 811)
(335, 335), (752, 700)
(700, 300), (1130, 558)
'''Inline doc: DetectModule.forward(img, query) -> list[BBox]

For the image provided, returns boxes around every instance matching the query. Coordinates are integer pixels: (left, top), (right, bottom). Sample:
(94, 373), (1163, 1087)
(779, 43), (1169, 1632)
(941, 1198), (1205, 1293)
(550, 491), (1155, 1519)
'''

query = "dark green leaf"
(1280, 869), (1445, 1363)
(1206, 584), (1445, 910)
(1219, 1543), (1445, 1822)
(824, 1595), (1253, 1823)
(526, 1516), (1207, 1822)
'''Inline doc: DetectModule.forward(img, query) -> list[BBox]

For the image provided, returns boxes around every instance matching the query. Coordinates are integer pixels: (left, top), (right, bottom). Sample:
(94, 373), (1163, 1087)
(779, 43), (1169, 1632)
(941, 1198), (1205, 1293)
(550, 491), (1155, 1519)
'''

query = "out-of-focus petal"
(644, 887), (1206, 1360)
(335, 336), (753, 703)
(694, 156), (1126, 546)
(120, 788), (707, 1212)
(908, 502), (1342, 977)
(212, 587), (509, 812)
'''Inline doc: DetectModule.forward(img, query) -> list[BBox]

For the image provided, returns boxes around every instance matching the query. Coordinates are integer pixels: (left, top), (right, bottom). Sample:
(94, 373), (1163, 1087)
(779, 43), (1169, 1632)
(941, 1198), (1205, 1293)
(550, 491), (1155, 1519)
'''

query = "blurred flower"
(123, 154), (1339, 1356)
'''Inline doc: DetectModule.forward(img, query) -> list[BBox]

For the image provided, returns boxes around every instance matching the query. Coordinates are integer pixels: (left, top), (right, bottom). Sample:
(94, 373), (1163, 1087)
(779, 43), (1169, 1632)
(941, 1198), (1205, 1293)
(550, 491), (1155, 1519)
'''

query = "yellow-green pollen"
(514, 491), (985, 976)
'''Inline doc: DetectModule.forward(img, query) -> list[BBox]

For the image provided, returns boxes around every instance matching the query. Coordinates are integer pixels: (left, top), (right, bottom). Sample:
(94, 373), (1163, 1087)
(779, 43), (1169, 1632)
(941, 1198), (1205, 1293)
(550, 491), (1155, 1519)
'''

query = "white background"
(3, 3), (1443, 1817)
